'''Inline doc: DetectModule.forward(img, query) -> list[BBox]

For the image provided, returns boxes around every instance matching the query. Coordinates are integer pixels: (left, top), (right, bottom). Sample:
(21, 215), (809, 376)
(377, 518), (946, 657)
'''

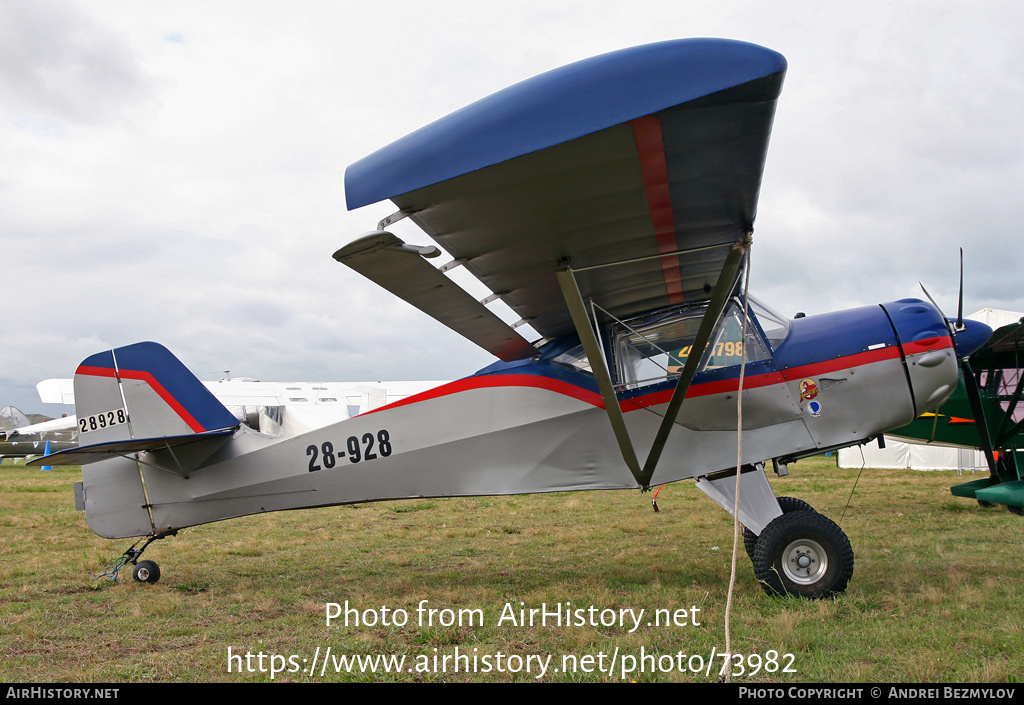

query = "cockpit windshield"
(609, 299), (772, 391)
(747, 294), (791, 351)
(548, 295), (790, 391)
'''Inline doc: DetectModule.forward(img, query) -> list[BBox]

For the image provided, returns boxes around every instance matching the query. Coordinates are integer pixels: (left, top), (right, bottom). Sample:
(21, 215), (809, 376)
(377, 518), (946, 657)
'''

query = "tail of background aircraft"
(0, 405), (32, 438)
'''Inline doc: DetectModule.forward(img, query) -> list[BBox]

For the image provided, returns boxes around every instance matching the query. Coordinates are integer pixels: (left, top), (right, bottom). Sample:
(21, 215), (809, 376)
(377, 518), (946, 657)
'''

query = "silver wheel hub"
(137, 567), (150, 580)
(782, 538), (828, 585)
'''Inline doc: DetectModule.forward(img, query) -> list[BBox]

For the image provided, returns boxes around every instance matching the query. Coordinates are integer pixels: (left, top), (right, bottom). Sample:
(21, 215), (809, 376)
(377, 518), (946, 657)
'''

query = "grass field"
(1, 456), (1021, 683)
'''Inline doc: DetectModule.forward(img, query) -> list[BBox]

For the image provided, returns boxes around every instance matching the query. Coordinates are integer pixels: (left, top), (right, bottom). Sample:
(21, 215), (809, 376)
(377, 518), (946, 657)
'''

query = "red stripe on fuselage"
(619, 345), (907, 410)
(630, 116), (685, 304)
(363, 345), (907, 417)
(74, 365), (206, 433)
(361, 374), (603, 416)
(900, 336), (955, 356)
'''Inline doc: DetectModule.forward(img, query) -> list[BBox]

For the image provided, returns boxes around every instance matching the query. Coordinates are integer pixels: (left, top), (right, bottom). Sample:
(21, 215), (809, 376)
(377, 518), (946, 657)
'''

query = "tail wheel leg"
(124, 530), (175, 583)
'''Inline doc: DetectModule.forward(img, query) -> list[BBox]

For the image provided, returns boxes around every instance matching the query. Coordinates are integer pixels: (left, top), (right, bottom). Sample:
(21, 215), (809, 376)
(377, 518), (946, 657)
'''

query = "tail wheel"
(132, 560), (161, 584)
(753, 510), (853, 598)
(743, 496), (816, 559)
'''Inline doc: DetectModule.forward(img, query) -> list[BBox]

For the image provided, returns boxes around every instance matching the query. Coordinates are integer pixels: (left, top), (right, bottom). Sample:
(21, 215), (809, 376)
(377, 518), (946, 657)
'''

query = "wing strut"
(641, 238), (749, 486)
(556, 236), (750, 490)
(556, 268), (643, 479)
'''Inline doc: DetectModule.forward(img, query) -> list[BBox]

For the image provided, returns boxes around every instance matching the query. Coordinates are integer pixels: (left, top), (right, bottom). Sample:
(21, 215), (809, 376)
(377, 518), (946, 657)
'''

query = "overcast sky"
(2, 0), (1022, 414)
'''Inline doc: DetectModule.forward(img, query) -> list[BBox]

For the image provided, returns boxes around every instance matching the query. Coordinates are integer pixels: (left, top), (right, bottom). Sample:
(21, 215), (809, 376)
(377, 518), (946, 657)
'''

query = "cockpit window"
(610, 300), (770, 390)
(611, 306), (704, 389)
(747, 295), (791, 350)
(705, 305), (770, 368)
(551, 343), (592, 374)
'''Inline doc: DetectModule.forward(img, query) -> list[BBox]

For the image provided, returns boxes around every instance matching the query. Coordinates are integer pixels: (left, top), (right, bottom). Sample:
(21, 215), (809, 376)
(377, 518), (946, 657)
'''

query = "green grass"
(1, 458), (1022, 682)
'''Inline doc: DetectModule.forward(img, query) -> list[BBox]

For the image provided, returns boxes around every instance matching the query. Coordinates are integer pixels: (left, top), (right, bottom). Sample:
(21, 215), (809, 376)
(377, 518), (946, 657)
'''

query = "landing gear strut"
(743, 496), (815, 559)
(89, 530), (177, 583)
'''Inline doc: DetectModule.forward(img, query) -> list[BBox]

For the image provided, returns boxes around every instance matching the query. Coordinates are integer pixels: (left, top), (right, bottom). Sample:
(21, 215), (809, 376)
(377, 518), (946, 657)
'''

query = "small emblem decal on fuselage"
(806, 400), (822, 417)
(799, 378), (819, 400)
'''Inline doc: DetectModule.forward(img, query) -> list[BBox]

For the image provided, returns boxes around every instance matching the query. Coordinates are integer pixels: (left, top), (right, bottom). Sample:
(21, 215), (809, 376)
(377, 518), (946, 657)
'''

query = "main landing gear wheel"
(743, 496), (816, 560)
(132, 560), (161, 584)
(752, 510), (853, 599)
(1008, 505), (1024, 517)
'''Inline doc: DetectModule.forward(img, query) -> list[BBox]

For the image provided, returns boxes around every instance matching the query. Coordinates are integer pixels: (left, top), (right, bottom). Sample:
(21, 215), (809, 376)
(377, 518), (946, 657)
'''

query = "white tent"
(964, 308), (1023, 329)
(838, 439), (987, 471)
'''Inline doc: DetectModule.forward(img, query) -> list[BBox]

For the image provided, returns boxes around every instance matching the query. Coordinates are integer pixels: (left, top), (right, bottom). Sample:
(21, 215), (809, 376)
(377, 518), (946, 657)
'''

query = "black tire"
(743, 496), (816, 560)
(777, 496), (814, 513)
(743, 527), (759, 560)
(1008, 505), (1024, 517)
(978, 500), (996, 508)
(133, 560), (161, 584)
(752, 510), (853, 599)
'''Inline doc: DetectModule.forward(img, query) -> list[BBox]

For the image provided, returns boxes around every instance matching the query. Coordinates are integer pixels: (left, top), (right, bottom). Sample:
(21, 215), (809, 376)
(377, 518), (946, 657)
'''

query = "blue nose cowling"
(952, 318), (993, 359)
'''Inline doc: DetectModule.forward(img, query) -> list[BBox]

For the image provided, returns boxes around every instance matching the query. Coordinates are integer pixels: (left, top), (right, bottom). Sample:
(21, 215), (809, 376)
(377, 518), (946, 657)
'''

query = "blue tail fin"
(37, 342), (241, 539)
(74, 342), (238, 443)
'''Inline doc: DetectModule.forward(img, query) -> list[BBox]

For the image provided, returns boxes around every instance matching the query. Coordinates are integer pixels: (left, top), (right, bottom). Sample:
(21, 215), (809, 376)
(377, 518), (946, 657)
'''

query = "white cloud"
(2, 0), (1023, 414)
(0, 0), (155, 123)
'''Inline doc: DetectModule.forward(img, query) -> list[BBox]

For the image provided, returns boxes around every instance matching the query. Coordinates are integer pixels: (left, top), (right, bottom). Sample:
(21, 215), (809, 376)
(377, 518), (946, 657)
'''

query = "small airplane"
(31, 377), (447, 442)
(887, 312), (1023, 515)
(33, 38), (993, 598)
(1, 406), (77, 459)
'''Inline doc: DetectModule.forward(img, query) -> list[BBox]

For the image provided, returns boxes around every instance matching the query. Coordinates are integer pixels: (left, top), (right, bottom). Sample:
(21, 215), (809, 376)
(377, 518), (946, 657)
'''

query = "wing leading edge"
(343, 37), (786, 346)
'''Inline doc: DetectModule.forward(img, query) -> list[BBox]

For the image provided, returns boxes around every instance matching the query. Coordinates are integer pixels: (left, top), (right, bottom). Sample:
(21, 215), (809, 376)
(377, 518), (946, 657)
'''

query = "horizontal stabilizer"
(334, 231), (537, 361)
(36, 378), (75, 405)
(26, 429), (234, 467)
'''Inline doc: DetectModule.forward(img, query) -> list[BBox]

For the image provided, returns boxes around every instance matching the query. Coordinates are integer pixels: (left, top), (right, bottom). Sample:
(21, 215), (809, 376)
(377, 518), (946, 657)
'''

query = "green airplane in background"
(887, 317), (1024, 515)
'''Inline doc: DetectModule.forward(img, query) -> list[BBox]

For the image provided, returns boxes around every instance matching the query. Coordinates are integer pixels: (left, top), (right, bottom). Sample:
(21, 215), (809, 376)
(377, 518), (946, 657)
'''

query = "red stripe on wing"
(631, 116), (685, 304)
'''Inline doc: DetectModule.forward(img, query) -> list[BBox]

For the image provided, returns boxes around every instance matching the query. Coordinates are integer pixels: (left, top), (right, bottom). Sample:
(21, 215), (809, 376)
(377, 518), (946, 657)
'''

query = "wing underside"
(333, 231), (537, 361)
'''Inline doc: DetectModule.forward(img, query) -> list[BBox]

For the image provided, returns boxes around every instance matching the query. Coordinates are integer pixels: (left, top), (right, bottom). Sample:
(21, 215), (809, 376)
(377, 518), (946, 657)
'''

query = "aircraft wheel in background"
(132, 560), (161, 584)
(1008, 505), (1023, 516)
(752, 510), (853, 598)
(743, 496), (816, 560)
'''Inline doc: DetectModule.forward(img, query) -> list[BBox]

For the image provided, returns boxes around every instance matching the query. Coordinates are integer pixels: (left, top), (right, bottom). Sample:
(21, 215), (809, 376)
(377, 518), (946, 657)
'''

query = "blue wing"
(343, 38), (786, 343)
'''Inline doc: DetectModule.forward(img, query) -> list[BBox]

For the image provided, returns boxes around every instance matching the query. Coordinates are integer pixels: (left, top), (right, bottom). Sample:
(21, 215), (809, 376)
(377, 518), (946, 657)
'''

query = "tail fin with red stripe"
(31, 342), (240, 539)
(73, 342), (238, 443)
